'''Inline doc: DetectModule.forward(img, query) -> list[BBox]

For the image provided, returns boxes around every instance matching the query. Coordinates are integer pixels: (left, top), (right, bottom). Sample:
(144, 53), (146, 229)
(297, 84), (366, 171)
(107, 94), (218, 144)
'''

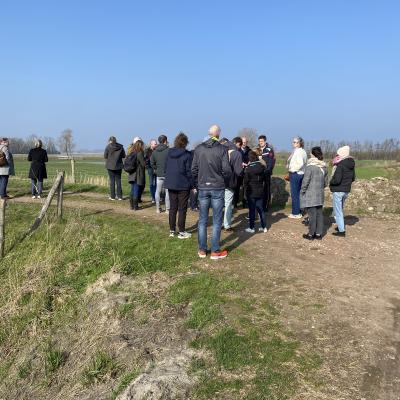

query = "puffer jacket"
(329, 158), (356, 193)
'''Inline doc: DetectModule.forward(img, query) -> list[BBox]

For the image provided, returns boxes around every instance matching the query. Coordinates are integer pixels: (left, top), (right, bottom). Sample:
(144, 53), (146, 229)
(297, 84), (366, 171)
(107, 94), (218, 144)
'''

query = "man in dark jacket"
(104, 136), (126, 200)
(191, 125), (231, 260)
(257, 135), (275, 211)
(220, 137), (243, 231)
(329, 145), (356, 237)
(151, 135), (170, 213)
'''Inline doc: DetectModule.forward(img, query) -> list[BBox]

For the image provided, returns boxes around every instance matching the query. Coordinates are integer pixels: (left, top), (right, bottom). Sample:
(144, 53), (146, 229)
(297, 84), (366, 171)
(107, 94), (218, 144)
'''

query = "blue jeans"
(223, 188), (234, 229)
(332, 192), (348, 232)
(31, 179), (43, 196)
(0, 175), (9, 197)
(148, 168), (156, 201)
(130, 182), (144, 198)
(198, 189), (224, 253)
(248, 196), (266, 229)
(289, 172), (303, 215)
(108, 169), (122, 199)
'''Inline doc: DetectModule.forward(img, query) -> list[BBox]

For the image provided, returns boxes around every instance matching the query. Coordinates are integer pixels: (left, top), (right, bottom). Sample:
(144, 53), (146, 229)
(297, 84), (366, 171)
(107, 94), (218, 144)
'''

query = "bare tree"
(237, 127), (258, 148)
(58, 129), (75, 157)
(43, 137), (59, 154)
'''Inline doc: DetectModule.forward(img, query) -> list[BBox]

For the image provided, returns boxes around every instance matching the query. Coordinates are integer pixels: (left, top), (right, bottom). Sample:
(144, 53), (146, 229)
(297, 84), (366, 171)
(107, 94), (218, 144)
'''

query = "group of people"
(0, 138), (48, 200)
(104, 125), (356, 259)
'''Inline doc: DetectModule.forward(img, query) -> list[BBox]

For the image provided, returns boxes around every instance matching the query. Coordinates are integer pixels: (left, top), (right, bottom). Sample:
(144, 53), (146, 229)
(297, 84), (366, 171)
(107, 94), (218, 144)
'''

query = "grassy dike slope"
(0, 203), (321, 400)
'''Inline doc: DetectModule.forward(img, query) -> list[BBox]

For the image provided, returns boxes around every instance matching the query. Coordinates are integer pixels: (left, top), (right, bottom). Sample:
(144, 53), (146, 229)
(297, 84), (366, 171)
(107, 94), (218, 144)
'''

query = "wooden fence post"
(0, 199), (5, 258)
(30, 172), (64, 232)
(70, 158), (76, 184)
(57, 171), (65, 219)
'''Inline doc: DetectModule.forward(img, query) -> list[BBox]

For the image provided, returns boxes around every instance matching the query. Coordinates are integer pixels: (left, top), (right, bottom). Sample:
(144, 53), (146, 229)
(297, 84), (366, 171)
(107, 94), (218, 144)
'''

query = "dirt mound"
(117, 349), (196, 400)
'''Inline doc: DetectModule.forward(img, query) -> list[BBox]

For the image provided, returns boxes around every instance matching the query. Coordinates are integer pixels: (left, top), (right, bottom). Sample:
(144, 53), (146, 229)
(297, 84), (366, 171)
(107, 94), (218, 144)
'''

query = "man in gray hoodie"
(191, 125), (231, 260)
(151, 135), (170, 213)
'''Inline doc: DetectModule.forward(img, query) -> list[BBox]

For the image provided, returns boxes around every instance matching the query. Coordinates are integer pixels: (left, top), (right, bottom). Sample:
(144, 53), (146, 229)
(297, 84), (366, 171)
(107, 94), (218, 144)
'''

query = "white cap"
(133, 136), (142, 143)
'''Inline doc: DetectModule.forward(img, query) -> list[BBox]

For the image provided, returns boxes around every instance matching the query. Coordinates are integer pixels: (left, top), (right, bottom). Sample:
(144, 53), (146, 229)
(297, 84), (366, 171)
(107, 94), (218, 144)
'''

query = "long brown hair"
(128, 140), (144, 155)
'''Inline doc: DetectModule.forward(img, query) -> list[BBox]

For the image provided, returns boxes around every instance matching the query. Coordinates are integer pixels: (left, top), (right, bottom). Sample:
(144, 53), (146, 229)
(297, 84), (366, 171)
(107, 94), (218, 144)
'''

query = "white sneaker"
(116, 197), (123, 201)
(156, 208), (162, 214)
(245, 228), (255, 233)
(37, 195), (41, 199)
(169, 231), (175, 237)
(288, 214), (302, 219)
(32, 195), (36, 199)
(109, 197), (116, 201)
(178, 231), (192, 239)
(259, 227), (268, 233)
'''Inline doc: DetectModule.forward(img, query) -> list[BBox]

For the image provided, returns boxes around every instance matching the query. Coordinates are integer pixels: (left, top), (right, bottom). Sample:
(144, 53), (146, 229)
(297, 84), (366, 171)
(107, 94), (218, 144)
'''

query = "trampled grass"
(0, 200), (322, 399)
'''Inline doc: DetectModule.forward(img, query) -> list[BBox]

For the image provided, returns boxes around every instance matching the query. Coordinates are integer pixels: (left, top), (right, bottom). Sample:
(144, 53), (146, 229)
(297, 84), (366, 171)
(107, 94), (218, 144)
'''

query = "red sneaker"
(210, 250), (228, 260)
(198, 250), (207, 259)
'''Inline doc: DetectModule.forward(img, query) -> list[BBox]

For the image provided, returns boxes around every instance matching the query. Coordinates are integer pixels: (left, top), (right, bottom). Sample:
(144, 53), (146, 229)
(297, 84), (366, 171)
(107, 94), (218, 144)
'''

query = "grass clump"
(82, 351), (119, 386)
(111, 369), (140, 399)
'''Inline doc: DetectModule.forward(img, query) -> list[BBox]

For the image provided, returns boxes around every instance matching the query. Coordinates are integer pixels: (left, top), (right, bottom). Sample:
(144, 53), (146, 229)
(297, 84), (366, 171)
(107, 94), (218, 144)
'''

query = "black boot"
(132, 197), (139, 211)
(129, 196), (134, 210)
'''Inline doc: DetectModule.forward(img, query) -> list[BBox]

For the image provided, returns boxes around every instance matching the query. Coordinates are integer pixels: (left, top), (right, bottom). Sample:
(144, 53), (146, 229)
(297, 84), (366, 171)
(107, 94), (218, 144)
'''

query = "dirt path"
(10, 193), (400, 399)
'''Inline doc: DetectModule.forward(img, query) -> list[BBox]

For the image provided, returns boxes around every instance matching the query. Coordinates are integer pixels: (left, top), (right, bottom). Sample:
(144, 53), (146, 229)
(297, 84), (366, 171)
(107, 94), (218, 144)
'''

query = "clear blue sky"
(1, 0), (399, 150)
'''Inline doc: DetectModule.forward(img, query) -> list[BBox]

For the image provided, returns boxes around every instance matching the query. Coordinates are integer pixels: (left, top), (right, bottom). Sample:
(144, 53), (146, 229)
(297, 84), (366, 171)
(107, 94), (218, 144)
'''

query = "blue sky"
(0, 0), (399, 150)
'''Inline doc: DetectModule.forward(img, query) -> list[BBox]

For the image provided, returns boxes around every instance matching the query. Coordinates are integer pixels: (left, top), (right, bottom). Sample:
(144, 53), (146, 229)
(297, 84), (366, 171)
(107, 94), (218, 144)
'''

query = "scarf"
(307, 156), (326, 173)
(331, 155), (353, 177)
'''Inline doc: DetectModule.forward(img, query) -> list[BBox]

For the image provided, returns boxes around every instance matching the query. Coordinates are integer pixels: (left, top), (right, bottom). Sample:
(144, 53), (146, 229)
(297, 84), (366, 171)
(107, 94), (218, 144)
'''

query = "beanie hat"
(337, 145), (350, 158)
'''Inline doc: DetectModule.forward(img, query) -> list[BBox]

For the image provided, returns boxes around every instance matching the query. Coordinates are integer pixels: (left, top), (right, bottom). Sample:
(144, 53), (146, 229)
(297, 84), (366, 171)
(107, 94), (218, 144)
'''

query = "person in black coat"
(243, 150), (268, 233)
(28, 139), (48, 199)
(104, 136), (126, 200)
(164, 133), (193, 239)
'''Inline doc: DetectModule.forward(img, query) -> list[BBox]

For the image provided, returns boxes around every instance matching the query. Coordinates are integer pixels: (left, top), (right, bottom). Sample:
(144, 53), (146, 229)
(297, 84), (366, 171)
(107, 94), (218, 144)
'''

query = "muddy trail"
(10, 193), (400, 399)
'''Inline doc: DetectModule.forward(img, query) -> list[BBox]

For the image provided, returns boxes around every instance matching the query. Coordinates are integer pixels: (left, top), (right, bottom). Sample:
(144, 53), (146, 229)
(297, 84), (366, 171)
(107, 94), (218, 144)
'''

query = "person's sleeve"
(28, 149), (32, 161)
(243, 168), (249, 186)
(330, 165), (343, 186)
(186, 153), (193, 188)
(139, 152), (146, 167)
(121, 148), (126, 159)
(232, 151), (243, 176)
(191, 150), (199, 188)
(221, 148), (232, 182)
(44, 150), (48, 163)
(3, 146), (10, 162)
(352, 168), (356, 182)
(324, 170), (329, 188)
(104, 147), (108, 159)
(301, 167), (312, 193)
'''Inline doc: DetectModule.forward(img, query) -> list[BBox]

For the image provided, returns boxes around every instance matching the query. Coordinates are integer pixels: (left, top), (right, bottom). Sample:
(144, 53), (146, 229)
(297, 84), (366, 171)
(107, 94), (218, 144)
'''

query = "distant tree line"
(7, 129), (76, 156)
(306, 138), (400, 160)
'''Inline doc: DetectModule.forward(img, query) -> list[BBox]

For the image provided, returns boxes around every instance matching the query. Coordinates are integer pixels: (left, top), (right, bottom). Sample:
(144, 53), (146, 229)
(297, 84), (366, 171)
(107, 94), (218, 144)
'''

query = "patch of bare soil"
(9, 192), (400, 399)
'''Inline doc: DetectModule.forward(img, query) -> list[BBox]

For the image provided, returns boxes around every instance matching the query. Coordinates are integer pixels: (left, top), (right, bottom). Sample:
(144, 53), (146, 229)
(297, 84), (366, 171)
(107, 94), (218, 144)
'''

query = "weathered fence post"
(30, 172), (64, 232)
(70, 158), (76, 184)
(0, 199), (5, 258)
(57, 171), (65, 219)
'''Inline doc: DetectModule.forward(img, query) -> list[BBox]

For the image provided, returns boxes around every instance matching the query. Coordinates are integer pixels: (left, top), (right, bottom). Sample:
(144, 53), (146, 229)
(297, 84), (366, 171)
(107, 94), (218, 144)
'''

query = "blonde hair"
(35, 139), (42, 148)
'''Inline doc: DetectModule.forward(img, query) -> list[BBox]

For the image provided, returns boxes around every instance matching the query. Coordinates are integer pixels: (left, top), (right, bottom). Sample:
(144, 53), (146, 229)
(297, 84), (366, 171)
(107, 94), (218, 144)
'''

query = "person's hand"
(192, 188), (197, 194)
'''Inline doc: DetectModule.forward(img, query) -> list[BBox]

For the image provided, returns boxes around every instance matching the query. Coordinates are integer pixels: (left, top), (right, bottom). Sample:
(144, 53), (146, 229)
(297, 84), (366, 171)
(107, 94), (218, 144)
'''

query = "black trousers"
(306, 206), (324, 236)
(189, 189), (198, 210)
(234, 177), (246, 208)
(169, 189), (190, 232)
(262, 172), (272, 211)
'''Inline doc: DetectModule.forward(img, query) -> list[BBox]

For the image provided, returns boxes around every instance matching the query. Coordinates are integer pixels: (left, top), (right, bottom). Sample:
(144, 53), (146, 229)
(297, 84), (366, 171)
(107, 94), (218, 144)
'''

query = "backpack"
(0, 149), (7, 167)
(124, 152), (137, 173)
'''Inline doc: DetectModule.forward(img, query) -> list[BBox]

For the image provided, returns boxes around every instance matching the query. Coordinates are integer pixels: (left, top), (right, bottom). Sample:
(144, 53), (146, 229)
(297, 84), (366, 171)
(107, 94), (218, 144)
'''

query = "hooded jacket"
(329, 158), (356, 193)
(244, 161), (267, 198)
(164, 148), (193, 191)
(150, 144), (169, 177)
(191, 138), (232, 190)
(104, 142), (126, 170)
